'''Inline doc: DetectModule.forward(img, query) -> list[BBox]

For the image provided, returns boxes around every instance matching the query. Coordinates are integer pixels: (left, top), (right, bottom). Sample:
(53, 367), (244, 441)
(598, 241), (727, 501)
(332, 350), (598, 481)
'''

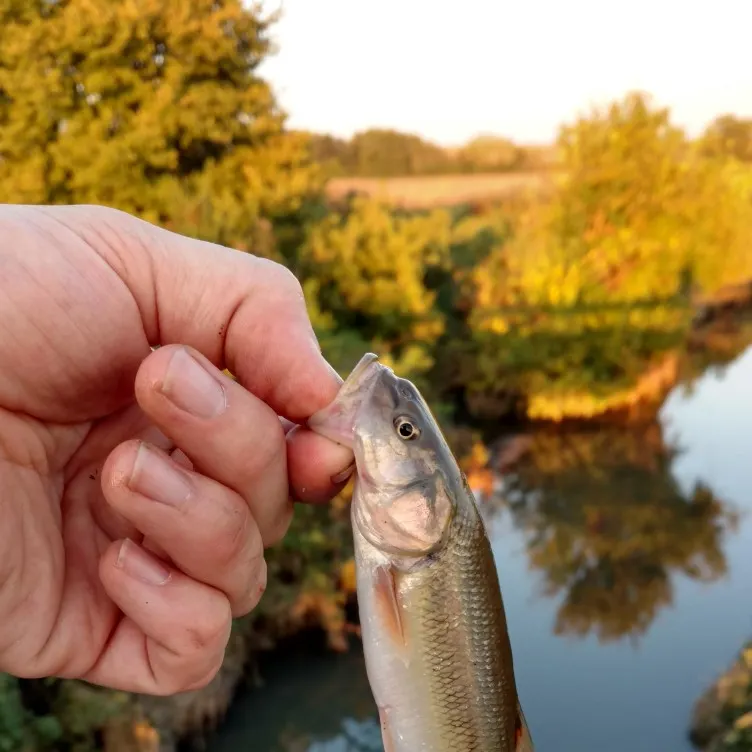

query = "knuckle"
(179, 598), (232, 657)
(252, 257), (306, 310)
(242, 420), (285, 478)
(232, 556), (267, 617)
(262, 499), (293, 548)
(212, 496), (252, 560)
(264, 258), (304, 297)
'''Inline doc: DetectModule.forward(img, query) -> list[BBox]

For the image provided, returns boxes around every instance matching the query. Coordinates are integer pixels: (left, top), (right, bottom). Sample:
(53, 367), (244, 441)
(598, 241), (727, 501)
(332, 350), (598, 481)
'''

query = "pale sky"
(258, 0), (752, 146)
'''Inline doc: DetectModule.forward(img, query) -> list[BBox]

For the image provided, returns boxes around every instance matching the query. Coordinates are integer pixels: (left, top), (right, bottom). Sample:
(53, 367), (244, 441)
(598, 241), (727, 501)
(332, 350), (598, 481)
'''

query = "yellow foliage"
(526, 352), (678, 421)
(378, 343), (435, 381)
(289, 589), (348, 652)
(0, 0), (322, 246)
(735, 712), (752, 730)
(301, 196), (451, 342)
(339, 558), (358, 594)
(302, 278), (337, 333)
(469, 92), (752, 337)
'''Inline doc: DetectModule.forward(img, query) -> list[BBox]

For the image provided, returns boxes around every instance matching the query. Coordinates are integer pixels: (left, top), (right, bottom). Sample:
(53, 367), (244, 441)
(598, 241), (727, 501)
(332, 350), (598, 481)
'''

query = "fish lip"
(307, 353), (385, 448)
(345, 352), (380, 385)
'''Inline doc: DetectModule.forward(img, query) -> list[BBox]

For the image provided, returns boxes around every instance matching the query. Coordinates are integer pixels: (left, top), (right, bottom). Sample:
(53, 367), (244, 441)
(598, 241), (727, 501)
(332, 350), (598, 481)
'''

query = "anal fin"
(515, 702), (534, 751)
(378, 705), (397, 752)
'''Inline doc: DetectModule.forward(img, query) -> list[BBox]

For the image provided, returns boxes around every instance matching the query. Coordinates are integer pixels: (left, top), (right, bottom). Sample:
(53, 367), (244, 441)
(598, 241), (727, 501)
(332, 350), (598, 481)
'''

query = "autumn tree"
(454, 134), (522, 173)
(299, 196), (455, 380)
(306, 132), (351, 176)
(472, 91), (752, 314)
(462, 92), (752, 417)
(346, 128), (453, 177)
(700, 114), (752, 163)
(0, 0), (322, 251)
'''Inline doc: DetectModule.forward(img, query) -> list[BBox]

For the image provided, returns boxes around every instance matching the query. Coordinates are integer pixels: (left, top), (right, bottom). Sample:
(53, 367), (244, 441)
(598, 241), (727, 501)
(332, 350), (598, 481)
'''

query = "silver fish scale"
(406, 501), (519, 751)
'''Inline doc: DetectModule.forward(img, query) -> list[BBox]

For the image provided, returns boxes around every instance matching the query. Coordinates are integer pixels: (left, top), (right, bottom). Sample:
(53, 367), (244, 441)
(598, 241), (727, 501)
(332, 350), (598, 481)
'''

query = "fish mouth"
(307, 353), (386, 448)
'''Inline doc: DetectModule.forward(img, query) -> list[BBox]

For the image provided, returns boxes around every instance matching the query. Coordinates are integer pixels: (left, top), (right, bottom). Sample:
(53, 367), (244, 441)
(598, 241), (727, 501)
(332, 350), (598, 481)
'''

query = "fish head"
(309, 353), (460, 558)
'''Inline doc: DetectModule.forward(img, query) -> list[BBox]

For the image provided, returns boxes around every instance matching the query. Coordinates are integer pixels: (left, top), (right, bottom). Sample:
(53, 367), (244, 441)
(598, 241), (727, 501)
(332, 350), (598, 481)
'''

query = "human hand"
(0, 204), (353, 695)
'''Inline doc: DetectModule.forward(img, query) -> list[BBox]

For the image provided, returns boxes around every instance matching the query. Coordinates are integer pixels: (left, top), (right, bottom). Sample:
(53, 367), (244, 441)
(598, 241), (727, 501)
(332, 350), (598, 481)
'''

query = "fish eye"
(394, 415), (420, 441)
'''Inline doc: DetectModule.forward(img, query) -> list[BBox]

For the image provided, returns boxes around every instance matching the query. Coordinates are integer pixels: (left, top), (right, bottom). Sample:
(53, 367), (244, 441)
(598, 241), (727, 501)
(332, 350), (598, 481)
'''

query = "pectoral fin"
(373, 564), (406, 648)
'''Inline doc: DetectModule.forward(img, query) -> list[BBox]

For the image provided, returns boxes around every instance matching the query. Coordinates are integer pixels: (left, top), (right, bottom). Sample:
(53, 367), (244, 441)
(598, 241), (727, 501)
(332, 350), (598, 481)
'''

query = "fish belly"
(355, 537), (443, 751)
(353, 511), (519, 752)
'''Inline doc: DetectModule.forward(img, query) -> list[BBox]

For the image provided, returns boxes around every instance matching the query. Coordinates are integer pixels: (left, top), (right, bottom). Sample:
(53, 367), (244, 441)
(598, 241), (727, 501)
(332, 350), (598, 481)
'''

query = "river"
(208, 345), (752, 752)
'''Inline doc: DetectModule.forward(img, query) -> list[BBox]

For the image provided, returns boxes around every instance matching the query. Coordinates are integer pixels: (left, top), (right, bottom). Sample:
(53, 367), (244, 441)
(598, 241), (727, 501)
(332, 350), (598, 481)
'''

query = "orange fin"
(378, 705), (397, 752)
(515, 702), (534, 751)
(373, 564), (406, 647)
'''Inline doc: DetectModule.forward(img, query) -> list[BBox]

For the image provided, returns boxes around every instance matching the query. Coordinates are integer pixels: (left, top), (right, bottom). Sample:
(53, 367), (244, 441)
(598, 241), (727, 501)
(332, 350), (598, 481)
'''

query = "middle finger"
(133, 345), (291, 546)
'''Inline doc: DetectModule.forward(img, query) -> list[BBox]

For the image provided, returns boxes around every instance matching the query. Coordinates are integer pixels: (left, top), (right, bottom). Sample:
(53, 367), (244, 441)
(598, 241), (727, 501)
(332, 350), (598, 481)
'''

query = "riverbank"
(690, 638), (752, 752)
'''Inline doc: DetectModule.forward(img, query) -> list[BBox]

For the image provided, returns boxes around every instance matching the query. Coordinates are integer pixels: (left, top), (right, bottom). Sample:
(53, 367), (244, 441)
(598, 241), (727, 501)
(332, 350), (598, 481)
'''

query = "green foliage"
(0, 0), (322, 250)
(0, 674), (129, 751)
(472, 92), (752, 310)
(0, 674), (61, 751)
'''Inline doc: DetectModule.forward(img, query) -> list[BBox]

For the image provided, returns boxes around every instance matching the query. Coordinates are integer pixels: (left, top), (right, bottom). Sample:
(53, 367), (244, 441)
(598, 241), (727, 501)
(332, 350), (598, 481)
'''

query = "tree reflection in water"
(499, 423), (740, 644)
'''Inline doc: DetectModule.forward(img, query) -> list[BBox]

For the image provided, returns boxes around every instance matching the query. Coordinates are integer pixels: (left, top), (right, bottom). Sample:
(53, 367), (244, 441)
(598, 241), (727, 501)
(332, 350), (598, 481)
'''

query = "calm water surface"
(210, 346), (752, 752)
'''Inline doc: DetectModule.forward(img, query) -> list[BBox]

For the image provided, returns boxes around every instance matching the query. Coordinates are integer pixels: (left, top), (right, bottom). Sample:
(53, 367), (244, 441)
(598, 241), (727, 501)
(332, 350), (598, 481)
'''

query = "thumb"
(81, 206), (342, 422)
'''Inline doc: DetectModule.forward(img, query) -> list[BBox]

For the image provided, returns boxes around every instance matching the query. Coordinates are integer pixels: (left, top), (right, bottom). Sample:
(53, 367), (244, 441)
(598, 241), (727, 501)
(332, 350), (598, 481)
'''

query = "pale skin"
(0, 204), (355, 695)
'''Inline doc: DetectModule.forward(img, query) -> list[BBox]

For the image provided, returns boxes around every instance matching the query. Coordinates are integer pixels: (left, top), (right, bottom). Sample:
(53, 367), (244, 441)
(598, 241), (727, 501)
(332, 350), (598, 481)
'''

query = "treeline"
(305, 128), (558, 177)
(302, 115), (752, 179)
(699, 114), (752, 163)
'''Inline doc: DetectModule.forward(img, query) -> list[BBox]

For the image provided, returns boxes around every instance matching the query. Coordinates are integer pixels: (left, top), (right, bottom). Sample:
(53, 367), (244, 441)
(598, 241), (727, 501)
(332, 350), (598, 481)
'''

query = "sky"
(258, 0), (752, 146)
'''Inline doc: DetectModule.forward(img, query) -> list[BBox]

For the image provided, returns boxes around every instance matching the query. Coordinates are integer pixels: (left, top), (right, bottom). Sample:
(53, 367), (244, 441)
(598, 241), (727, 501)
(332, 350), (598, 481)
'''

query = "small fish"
(309, 353), (534, 752)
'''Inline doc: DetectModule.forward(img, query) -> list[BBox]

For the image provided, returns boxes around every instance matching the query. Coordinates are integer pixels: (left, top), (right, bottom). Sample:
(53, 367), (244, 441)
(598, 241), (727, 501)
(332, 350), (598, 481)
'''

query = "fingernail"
(332, 462), (355, 485)
(115, 538), (171, 586)
(161, 348), (226, 418)
(130, 442), (192, 507)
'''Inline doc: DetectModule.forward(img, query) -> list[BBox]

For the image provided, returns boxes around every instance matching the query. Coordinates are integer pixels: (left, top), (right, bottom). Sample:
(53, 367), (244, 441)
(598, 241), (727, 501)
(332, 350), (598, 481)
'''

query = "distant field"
(325, 171), (556, 208)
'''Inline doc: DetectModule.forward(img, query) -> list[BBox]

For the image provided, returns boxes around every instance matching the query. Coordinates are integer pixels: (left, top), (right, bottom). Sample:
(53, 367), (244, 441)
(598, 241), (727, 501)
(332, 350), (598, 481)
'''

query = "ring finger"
(102, 439), (266, 617)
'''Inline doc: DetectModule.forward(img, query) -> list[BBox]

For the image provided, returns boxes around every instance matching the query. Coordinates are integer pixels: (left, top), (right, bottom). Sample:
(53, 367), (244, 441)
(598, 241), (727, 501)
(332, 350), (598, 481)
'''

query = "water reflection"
(500, 426), (739, 643)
